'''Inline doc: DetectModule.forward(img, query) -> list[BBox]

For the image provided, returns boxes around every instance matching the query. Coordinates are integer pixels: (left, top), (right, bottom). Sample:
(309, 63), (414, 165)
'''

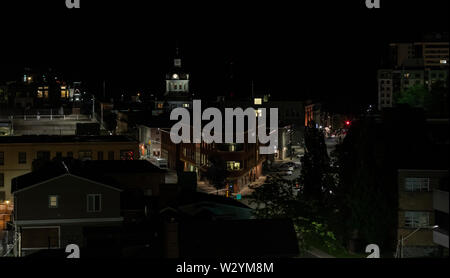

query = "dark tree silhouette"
(205, 154), (228, 195)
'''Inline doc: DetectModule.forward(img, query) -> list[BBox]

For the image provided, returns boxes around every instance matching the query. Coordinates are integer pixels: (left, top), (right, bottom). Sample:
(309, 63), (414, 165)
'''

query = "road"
(325, 137), (339, 155)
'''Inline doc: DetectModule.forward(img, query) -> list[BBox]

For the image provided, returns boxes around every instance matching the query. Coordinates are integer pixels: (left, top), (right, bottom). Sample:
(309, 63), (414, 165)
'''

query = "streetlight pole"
(92, 95), (95, 120)
(398, 225), (438, 258)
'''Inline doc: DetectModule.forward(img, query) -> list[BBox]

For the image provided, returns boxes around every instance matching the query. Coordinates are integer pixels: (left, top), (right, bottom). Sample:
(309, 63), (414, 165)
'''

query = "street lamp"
(397, 225), (438, 258)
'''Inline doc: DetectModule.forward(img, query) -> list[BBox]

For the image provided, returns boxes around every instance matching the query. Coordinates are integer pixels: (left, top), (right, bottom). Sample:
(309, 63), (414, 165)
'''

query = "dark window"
(0, 152), (4, 165)
(435, 210), (449, 231)
(67, 152), (73, 158)
(97, 151), (104, 160)
(0, 191), (5, 202)
(55, 152), (62, 160)
(0, 173), (4, 187)
(87, 194), (101, 212)
(18, 152), (27, 164)
(108, 151), (114, 160)
(37, 151), (50, 161)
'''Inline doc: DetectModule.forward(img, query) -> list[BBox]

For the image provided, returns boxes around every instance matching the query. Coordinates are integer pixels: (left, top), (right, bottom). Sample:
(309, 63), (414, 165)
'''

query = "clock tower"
(165, 48), (189, 96)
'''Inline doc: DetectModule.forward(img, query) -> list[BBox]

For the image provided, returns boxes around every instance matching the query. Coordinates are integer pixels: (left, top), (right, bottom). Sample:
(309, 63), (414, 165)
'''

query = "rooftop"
(0, 135), (137, 144)
(11, 159), (166, 193)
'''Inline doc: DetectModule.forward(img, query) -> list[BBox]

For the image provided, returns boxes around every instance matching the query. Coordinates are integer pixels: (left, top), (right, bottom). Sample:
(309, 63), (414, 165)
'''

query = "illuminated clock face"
(172, 74), (179, 79)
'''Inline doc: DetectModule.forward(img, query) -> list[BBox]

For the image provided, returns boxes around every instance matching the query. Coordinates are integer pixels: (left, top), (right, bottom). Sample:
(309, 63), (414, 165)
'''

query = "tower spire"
(174, 41), (181, 68)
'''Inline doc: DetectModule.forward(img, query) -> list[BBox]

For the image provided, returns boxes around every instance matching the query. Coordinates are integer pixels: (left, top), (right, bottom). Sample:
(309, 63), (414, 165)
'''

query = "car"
(282, 162), (296, 168)
(279, 166), (294, 172)
(280, 170), (293, 176)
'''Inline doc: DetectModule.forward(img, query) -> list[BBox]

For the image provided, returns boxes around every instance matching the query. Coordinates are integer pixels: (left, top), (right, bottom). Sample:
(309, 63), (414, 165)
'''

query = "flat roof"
(0, 135), (137, 144)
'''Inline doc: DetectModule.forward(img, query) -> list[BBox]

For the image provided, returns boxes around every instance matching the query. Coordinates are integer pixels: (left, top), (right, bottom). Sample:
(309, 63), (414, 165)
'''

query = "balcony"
(433, 228), (449, 248)
(433, 189), (449, 214)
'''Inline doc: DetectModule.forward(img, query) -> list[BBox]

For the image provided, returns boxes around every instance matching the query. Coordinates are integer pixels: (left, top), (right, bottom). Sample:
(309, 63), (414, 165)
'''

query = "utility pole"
(251, 80), (254, 100)
(92, 95), (95, 120)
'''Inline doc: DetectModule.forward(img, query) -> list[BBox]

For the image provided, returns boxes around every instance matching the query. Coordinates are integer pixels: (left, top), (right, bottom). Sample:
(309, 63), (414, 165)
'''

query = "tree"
(394, 84), (427, 108)
(332, 117), (400, 253)
(205, 154), (228, 195)
(299, 126), (337, 213)
(249, 175), (340, 254)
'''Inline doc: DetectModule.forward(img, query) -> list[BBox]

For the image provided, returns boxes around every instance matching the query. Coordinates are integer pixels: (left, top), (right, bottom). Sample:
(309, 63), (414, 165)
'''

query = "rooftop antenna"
(174, 42), (181, 68)
(61, 161), (70, 174)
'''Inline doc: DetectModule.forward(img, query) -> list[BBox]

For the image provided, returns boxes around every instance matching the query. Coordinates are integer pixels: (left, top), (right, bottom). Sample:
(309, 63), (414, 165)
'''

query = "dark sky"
(0, 0), (449, 111)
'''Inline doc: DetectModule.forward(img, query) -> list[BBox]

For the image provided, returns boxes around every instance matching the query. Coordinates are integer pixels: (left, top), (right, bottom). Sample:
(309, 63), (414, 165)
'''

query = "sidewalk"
(305, 247), (335, 258)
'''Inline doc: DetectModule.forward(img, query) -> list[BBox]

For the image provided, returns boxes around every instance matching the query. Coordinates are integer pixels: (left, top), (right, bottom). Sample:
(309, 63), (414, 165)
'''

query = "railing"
(433, 228), (449, 249)
(6, 114), (92, 121)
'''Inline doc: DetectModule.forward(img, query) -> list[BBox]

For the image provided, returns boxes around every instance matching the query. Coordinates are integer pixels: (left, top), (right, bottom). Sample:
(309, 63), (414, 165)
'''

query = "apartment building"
(377, 67), (448, 111)
(160, 124), (266, 193)
(397, 169), (449, 257)
(379, 36), (449, 111)
(0, 135), (138, 204)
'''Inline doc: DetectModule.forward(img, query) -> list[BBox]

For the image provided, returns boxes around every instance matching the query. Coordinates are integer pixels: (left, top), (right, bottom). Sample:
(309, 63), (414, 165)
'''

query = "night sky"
(0, 0), (449, 111)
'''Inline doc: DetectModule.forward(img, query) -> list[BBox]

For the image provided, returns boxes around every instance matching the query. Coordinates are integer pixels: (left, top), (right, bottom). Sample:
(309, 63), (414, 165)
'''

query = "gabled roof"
(11, 159), (165, 193)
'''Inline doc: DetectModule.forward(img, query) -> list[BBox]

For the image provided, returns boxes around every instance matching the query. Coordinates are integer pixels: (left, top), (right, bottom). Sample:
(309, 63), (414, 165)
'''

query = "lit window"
(49, 195), (58, 208)
(440, 60), (447, 64)
(120, 150), (134, 160)
(157, 103), (164, 109)
(255, 109), (263, 117)
(37, 86), (44, 98)
(254, 98), (262, 105)
(183, 103), (190, 108)
(226, 161), (241, 171)
(61, 86), (68, 98)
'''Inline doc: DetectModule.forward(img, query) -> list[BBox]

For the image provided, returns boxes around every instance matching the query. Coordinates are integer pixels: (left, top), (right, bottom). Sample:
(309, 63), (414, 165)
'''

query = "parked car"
(280, 170), (293, 176)
(282, 162), (296, 167)
(282, 161), (301, 169)
(279, 165), (294, 172)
